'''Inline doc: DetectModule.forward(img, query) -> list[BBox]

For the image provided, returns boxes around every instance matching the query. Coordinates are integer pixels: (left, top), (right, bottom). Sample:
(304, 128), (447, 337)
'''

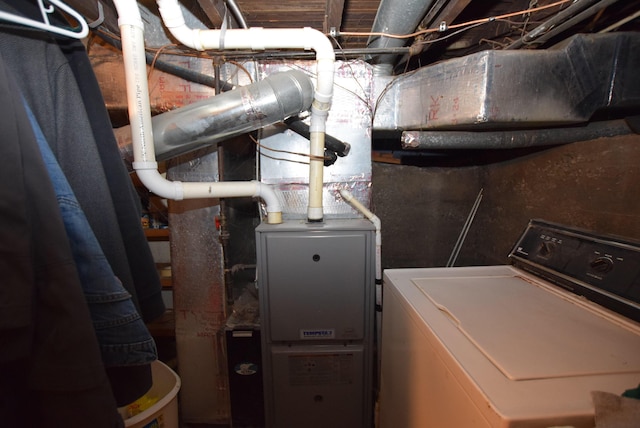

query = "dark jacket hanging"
(0, 0), (166, 415)
(0, 49), (124, 428)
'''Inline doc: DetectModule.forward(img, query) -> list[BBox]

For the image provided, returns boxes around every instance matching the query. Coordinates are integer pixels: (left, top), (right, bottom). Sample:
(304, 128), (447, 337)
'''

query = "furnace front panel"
(256, 219), (375, 428)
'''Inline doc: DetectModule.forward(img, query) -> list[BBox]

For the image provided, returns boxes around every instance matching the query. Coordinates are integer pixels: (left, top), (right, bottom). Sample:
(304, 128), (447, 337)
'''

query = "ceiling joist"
(324, 0), (346, 34)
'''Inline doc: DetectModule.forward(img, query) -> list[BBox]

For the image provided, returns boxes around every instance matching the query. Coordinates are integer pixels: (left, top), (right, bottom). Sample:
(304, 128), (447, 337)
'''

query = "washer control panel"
(509, 219), (640, 323)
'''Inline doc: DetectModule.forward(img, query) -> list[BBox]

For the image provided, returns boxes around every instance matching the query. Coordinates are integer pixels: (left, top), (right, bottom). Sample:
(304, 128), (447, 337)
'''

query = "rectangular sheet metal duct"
(373, 33), (640, 131)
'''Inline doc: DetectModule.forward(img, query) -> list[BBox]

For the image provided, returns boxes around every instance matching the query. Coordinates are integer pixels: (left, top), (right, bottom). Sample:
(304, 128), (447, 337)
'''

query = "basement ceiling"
(69, 0), (640, 72)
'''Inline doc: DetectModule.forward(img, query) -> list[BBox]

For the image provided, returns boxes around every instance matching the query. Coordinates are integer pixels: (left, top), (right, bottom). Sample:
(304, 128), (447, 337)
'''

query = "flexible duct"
(112, 0), (287, 224)
(366, 0), (436, 75)
(156, 0), (335, 222)
(115, 70), (314, 162)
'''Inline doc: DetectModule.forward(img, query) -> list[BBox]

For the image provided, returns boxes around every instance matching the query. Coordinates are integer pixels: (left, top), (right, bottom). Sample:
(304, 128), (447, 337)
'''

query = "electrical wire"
(335, 0), (573, 40)
(251, 134), (325, 165)
(518, 0), (625, 47)
(414, 21), (486, 46)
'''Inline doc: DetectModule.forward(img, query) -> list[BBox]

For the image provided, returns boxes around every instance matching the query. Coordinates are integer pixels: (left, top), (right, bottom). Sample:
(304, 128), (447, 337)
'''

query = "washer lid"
(413, 274), (640, 381)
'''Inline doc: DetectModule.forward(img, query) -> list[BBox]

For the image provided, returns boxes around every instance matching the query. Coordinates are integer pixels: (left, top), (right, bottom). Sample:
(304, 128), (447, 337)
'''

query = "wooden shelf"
(144, 228), (170, 241)
(155, 262), (172, 289)
(146, 309), (175, 338)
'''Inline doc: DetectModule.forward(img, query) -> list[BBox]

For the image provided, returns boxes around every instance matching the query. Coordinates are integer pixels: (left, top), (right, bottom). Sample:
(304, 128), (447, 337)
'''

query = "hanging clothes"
(59, 35), (167, 323)
(0, 0), (166, 418)
(0, 0), (165, 324)
(0, 49), (124, 428)
(24, 99), (158, 383)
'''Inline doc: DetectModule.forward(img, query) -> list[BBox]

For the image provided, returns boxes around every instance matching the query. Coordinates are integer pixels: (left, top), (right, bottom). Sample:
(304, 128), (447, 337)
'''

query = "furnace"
(256, 219), (376, 428)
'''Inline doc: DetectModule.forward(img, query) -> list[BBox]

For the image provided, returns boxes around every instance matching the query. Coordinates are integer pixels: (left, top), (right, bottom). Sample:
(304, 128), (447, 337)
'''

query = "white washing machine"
(379, 220), (640, 428)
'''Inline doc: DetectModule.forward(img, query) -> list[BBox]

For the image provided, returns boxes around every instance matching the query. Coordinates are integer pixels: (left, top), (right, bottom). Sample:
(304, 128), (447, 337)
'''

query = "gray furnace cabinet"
(256, 219), (375, 428)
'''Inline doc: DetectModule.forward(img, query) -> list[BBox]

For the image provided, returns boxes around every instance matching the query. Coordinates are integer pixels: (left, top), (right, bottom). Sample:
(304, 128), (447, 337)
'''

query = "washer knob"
(590, 256), (614, 274)
(538, 241), (555, 258)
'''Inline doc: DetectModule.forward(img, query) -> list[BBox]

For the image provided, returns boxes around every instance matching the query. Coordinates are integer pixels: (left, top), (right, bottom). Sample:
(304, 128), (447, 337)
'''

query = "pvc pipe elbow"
(157, 0), (206, 50)
(112, 0), (144, 28)
(253, 181), (283, 219)
(134, 164), (184, 200)
(339, 189), (381, 229)
(172, 26), (206, 51)
(303, 27), (335, 61)
(156, 0), (184, 27)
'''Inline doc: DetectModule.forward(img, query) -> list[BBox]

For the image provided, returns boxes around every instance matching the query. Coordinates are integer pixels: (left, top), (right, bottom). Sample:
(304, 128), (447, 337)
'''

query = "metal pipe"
(506, 0), (602, 50)
(226, 0), (248, 29)
(599, 9), (640, 33)
(530, 0), (623, 47)
(115, 70), (314, 162)
(366, 0), (436, 74)
(96, 30), (234, 91)
(447, 188), (482, 267)
(401, 119), (633, 150)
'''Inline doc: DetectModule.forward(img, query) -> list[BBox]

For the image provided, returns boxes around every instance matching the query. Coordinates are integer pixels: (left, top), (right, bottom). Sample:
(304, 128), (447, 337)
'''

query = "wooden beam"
(411, 0), (472, 55)
(324, 0), (345, 34)
(422, 0), (473, 31)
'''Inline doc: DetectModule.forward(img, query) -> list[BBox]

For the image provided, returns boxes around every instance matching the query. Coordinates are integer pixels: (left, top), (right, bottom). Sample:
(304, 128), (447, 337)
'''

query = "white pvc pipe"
(156, 0), (335, 222)
(339, 189), (383, 396)
(112, 0), (282, 224)
(339, 190), (382, 283)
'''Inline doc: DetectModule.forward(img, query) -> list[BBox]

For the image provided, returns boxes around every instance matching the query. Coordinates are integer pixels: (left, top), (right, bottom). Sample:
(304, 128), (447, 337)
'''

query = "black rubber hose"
(284, 116), (351, 157)
(324, 149), (338, 166)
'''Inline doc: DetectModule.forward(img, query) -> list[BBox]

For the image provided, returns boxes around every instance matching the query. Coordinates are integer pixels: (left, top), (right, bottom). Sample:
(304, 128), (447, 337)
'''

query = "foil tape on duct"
(373, 33), (640, 132)
(259, 60), (374, 220)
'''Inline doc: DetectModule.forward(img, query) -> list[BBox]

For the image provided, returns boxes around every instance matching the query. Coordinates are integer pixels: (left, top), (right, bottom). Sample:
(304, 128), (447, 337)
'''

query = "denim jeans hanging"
(24, 100), (157, 367)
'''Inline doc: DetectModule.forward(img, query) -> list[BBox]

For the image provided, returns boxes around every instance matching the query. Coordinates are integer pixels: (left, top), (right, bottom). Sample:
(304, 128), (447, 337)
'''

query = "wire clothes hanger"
(0, 0), (89, 39)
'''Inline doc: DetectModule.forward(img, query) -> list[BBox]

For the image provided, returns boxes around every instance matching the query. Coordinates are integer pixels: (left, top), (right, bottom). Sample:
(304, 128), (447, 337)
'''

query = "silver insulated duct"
(116, 69), (314, 163)
(373, 33), (640, 132)
(366, 0), (435, 74)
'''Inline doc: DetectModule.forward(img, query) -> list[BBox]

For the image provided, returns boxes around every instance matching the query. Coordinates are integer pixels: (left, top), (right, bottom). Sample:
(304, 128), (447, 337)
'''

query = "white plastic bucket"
(118, 360), (181, 428)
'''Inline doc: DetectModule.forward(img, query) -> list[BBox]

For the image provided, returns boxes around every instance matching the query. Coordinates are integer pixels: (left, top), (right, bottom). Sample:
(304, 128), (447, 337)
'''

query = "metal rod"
(506, 0), (602, 49)
(530, 0), (623, 47)
(225, 0), (248, 29)
(447, 188), (483, 267)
